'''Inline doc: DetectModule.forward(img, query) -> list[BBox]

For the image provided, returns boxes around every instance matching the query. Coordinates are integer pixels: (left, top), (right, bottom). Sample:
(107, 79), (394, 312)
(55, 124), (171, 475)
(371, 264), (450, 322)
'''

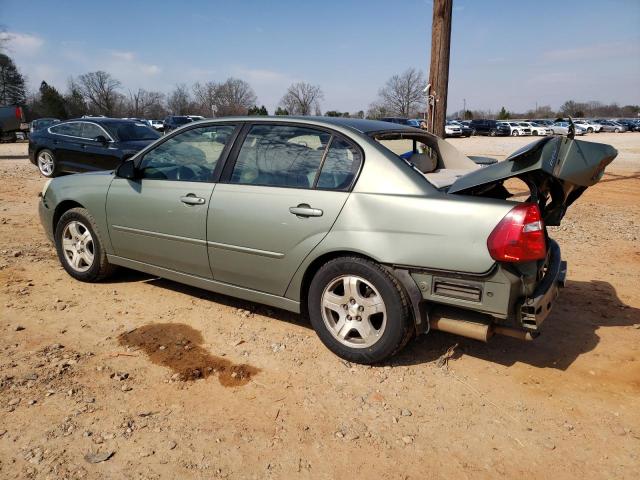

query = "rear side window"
(315, 138), (361, 190)
(230, 125), (330, 188)
(50, 122), (83, 137)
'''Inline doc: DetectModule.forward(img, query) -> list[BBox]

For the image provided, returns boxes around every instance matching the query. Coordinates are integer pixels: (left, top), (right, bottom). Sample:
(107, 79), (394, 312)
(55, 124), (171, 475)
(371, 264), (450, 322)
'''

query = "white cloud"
(0, 31), (44, 56)
(110, 50), (135, 62)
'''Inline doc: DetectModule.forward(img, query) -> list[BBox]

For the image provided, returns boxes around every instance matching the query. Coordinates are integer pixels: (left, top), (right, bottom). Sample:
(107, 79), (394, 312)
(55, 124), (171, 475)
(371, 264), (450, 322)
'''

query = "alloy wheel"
(320, 275), (387, 349)
(37, 151), (54, 176)
(61, 221), (95, 273)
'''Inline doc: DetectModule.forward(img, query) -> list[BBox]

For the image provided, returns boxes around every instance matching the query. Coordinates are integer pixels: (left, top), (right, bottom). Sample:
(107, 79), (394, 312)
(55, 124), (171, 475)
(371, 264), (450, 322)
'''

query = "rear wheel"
(55, 208), (116, 282)
(512, 130), (519, 136)
(587, 127), (593, 133)
(532, 130), (538, 136)
(308, 257), (413, 364)
(37, 149), (57, 177)
(614, 128), (621, 133)
(489, 129), (496, 137)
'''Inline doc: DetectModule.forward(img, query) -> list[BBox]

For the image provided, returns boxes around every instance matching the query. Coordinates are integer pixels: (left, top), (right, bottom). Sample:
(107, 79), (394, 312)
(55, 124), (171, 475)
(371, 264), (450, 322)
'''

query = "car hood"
(448, 136), (617, 225)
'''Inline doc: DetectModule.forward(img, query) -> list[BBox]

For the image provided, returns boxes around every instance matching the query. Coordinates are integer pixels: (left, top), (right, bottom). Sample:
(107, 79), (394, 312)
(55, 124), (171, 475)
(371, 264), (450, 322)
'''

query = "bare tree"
(75, 71), (123, 116)
(377, 68), (426, 117)
(167, 84), (192, 115)
(280, 82), (323, 116)
(126, 88), (165, 118)
(192, 81), (218, 117)
(214, 78), (257, 117)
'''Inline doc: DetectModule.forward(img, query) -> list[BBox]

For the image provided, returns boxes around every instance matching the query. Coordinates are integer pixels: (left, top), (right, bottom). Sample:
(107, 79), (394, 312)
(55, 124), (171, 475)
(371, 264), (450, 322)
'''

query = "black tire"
(587, 127), (593, 133)
(614, 128), (620, 133)
(532, 130), (539, 136)
(36, 149), (58, 178)
(471, 129), (476, 136)
(308, 256), (413, 364)
(55, 207), (116, 282)
(489, 129), (496, 137)
(511, 130), (519, 136)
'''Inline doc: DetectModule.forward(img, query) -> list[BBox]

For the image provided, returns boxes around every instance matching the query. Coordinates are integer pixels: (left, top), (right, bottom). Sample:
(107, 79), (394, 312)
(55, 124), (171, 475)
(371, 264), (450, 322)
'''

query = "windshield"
(109, 122), (161, 141)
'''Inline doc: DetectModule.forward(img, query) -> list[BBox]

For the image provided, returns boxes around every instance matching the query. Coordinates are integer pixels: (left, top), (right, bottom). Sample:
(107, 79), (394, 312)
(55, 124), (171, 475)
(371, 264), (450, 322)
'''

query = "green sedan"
(38, 117), (616, 363)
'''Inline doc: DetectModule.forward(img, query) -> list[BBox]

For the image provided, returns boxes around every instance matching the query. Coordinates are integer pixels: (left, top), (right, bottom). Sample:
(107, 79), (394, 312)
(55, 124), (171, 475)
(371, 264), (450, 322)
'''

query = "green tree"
(248, 105), (269, 116)
(64, 80), (87, 118)
(0, 53), (27, 105)
(258, 105), (268, 115)
(463, 109), (473, 120)
(275, 107), (289, 116)
(497, 106), (510, 120)
(39, 81), (67, 118)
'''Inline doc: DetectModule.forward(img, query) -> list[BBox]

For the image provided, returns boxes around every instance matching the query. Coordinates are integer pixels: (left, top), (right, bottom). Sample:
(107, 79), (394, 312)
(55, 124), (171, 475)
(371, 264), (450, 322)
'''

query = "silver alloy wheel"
(320, 275), (387, 349)
(37, 151), (54, 176)
(61, 221), (94, 273)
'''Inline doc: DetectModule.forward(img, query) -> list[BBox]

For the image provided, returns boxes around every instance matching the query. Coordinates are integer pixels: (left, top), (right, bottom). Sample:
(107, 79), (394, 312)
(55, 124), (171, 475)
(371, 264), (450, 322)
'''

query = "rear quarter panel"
(285, 191), (516, 301)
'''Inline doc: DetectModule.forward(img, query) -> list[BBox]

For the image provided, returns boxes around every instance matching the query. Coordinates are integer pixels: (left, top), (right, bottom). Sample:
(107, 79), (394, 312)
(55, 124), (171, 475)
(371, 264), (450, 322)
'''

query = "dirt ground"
(1, 133), (639, 479)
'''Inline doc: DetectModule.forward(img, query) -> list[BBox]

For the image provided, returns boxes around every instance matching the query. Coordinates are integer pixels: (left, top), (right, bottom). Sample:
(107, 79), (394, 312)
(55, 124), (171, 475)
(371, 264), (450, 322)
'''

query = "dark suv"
(163, 115), (194, 132)
(469, 119), (510, 137)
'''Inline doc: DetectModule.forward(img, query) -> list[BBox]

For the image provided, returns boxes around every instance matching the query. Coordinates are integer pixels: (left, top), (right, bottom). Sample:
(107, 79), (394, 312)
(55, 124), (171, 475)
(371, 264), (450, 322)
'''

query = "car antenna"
(567, 116), (576, 140)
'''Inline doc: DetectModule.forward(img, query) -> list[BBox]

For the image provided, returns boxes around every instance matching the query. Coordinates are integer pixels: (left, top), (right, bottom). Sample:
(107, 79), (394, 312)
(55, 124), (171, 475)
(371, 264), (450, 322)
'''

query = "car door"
(48, 122), (85, 170)
(78, 122), (121, 170)
(106, 123), (238, 278)
(207, 123), (362, 295)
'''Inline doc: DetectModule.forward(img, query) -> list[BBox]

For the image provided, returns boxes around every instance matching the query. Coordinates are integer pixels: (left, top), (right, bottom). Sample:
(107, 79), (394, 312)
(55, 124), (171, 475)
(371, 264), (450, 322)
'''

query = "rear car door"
(106, 124), (238, 277)
(207, 123), (362, 295)
(48, 122), (85, 170)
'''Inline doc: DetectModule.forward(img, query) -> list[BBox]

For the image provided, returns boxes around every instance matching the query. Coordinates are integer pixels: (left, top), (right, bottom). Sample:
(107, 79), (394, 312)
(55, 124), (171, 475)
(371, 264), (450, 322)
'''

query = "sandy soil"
(1, 133), (639, 479)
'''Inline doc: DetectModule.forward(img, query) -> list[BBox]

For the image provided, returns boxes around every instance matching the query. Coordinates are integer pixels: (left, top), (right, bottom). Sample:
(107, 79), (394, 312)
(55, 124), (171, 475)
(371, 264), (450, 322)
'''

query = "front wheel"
(308, 257), (413, 364)
(489, 129), (496, 137)
(37, 149), (58, 177)
(512, 130), (519, 136)
(55, 208), (116, 282)
(614, 128), (621, 133)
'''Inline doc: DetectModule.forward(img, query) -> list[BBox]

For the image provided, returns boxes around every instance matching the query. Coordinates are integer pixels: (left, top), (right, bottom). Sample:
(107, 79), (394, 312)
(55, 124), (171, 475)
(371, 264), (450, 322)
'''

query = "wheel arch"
(52, 200), (85, 233)
(295, 250), (380, 319)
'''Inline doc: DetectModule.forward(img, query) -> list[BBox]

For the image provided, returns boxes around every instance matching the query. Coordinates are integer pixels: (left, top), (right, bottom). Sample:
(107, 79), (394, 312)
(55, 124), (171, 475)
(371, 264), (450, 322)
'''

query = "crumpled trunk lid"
(447, 136), (617, 225)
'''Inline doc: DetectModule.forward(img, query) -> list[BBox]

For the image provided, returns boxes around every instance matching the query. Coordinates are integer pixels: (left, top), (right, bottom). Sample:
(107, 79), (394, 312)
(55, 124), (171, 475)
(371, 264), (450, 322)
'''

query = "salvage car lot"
(1, 133), (639, 479)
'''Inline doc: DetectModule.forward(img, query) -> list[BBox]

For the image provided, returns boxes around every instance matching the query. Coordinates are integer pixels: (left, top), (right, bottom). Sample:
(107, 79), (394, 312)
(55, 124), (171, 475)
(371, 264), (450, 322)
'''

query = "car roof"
(183, 116), (421, 134)
(67, 117), (143, 124)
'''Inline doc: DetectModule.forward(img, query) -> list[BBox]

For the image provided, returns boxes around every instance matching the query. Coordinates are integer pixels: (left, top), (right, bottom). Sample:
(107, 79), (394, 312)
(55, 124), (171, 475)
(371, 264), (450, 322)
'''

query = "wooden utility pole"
(427, 0), (453, 138)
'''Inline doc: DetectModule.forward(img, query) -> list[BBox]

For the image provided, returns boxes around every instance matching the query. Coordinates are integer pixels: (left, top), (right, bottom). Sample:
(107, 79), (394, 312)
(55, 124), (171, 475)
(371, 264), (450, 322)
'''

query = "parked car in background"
(187, 115), (206, 121)
(29, 118), (161, 177)
(163, 115), (194, 132)
(468, 119), (511, 136)
(30, 117), (60, 133)
(528, 119), (554, 127)
(520, 122), (549, 136)
(147, 119), (164, 131)
(444, 121), (463, 137)
(548, 122), (586, 136)
(615, 119), (639, 132)
(595, 120), (627, 133)
(379, 117), (414, 126)
(574, 120), (601, 133)
(406, 119), (426, 129)
(0, 105), (26, 142)
(449, 120), (473, 137)
(499, 122), (530, 136)
(37, 116), (617, 363)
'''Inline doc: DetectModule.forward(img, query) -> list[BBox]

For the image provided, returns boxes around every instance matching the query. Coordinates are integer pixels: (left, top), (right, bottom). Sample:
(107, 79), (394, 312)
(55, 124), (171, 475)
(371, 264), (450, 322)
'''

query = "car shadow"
(106, 267), (309, 330)
(106, 270), (638, 371)
(392, 279), (639, 370)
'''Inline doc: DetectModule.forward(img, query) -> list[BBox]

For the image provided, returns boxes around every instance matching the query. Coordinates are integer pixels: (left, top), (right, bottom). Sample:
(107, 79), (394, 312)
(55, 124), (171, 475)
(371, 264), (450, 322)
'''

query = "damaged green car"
(38, 117), (616, 363)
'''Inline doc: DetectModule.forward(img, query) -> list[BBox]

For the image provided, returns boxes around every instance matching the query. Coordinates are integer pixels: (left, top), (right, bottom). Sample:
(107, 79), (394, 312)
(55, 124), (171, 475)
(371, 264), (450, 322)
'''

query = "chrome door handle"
(289, 204), (323, 218)
(180, 195), (206, 205)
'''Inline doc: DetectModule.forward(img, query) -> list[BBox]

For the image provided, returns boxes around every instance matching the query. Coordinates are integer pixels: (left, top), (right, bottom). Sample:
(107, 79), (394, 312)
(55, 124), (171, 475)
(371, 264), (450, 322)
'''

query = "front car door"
(77, 121), (121, 171)
(47, 121), (85, 171)
(106, 124), (238, 278)
(207, 123), (362, 295)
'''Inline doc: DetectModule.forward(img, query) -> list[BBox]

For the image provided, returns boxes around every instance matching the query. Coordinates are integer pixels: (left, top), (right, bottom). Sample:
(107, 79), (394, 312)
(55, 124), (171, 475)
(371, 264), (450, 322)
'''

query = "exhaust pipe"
(429, 307), (537, 342)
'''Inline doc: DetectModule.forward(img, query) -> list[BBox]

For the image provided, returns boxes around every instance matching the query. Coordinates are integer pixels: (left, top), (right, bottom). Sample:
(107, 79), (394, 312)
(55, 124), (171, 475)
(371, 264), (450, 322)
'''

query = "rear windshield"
(108, 122), (161, 141)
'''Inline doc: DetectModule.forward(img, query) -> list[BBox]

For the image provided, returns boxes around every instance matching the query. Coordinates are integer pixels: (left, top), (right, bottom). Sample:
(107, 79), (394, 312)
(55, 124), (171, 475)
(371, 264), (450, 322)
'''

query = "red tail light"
(487, 203), (546, 262)
(15, 107), (23, 120)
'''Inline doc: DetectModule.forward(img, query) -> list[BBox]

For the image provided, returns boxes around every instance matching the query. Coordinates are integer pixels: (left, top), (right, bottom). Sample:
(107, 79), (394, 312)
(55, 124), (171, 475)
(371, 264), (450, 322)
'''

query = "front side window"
(230, 125), (330, 188)
(139, 125), (235, 182)
(81, 123), (107, 140)
(111, 122), (160, 141)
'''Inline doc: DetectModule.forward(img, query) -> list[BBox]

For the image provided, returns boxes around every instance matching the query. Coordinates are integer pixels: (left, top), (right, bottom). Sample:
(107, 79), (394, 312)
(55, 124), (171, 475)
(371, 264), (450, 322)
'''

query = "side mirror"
(116, 159), (138, 180)
(94, 135), (109, 145)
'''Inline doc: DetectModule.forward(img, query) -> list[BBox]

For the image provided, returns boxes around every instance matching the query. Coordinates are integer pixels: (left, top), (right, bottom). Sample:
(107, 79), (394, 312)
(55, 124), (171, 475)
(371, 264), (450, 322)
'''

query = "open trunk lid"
(447, 136), (617, 225)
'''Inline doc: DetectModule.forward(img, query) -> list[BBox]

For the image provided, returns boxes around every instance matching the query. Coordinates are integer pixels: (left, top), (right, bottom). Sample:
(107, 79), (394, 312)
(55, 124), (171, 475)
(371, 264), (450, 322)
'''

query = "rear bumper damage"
(391, 239), (567, 342)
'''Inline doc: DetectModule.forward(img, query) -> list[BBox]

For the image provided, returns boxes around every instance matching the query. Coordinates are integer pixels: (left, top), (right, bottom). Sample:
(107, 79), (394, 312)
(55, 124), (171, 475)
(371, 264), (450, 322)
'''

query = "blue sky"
(1, 0), (639, 114)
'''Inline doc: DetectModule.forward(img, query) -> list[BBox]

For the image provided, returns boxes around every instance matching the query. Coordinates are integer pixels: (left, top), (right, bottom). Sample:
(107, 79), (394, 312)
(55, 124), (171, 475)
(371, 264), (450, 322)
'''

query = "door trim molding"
(111, 224), (206, 246)
(206, 240), (284, 259)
